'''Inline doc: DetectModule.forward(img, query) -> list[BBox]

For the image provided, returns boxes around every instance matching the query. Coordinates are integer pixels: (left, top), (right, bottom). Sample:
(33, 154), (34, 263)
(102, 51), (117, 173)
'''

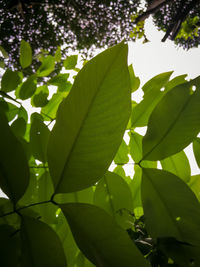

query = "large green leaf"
(37, 55), (55, 77)
(131, 72), (173, 127)
(160, 150), (191, 182)
(142, 168), (200, 248)
(61, 203), (149, 266)
(114, 139), (129, 164)
(1, 69), (22, 92)
(193, 137), (200, 168)
(0, 114), (29, 203)
(20, 40), (32, 69)
(48, 43), (131, 193)
(0, 224), (20, 266)
(93, 171), (133, 216)
(21, 216), (67, 267)
(142, 77), (200, 161)
(188, 175), (200, 201)
(129, 165), (142, 209)
(18, 74), (37, 100)
(30, 113), (50, 162)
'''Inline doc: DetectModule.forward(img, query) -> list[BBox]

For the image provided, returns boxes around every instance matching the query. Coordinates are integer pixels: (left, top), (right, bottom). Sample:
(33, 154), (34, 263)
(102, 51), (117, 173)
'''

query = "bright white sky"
(123, 17), (200, 177)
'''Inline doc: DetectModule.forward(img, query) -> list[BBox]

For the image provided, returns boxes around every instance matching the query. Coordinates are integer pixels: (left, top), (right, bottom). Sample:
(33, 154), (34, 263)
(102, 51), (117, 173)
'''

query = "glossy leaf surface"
(142, 77), (200, 161)
(21, 216), (67, 267)
(48, 43), (131, 193)
(61, 203), (149, 267)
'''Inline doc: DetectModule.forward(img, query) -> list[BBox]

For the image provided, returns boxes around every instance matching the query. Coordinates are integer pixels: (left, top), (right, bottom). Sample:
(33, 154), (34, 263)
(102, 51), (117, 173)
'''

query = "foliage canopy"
(0, 40), (200, 266)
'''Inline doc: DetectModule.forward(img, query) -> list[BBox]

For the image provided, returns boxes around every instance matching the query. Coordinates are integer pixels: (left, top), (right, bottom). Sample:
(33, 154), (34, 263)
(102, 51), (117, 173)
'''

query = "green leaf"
(30, 113), (50, 162)
(142, 77), (200, 161)
(1, 69), (22, 92)
(131, 72), (173, 127)
(129, 132), (157, 168)
(19, 74), (37, 100)
(188, 175), (200, 201)
(142, 71), (173, 94)
(41, 92), (67, 121)
(31, 85), (49, 107)
(142, 168), (200, 245)
(54, 46), (62, 62)
(20, 40), (32, 69)
(0, 224), (20, 266)
(21, 216), (67, 267)
(93, 171), (133, 216)
(128, 64), (140, 92)
(61, 203), (149, 266)
(11, 117), (26, 138)
(129, 165), (142, 209)
(0, 100), (18, 121)
(48, 73), (72, 92)
(0, 46), (8, 58)
(64, 55), (78, 69)
(0, 114), (29, 203)
(193, 137), (200, 168)
(160, 150), (191, 182)
(48, 43), (131, 193)
(37, 55), (55, 77)
(114, 139), (129, 164)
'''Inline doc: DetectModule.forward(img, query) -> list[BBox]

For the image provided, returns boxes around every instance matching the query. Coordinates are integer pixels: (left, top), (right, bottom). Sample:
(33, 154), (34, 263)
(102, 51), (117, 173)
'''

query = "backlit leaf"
(142, 168), (200, 249)
(21, 216), (67, 266)
(18, 74), (37, 100)
(142, 77), (200, 161)
(20, 40), (32, 69)
(93, 171), (133, 216)
(160, 150), (191, 182)
(48, 43), (131, 193)
(128, 64), (140, 92)
(188, 175), (200, 201)
(114, 139), (129, 164)
(64, 55), (78, 69)
(0, 114), (29, 203)
(37, 55), (55, 77)
(1, 69), (22, 93)
(193, 137), (200, 169)
(61, 203), (149, 266)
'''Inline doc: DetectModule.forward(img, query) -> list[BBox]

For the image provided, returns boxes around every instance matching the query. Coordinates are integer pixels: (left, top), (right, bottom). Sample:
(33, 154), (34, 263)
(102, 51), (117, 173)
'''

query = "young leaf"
(142, 168), (200, 246)
(0, 114), (29, 203)
(93, 171), (133, 216)
(18, 74), (37, 100)
(20, 40), (32, 69)
(1, 69), (22, 92)
(160, 150), (191, 183)
(142, 77), (200, 161)
(37, 55), (55, 77)
(193, 137), (200, 168)
(61, 203), (149, 267)
(48, 42), (131, 193)
(21, 216), (67, 266)
(64, 55), (78, 69)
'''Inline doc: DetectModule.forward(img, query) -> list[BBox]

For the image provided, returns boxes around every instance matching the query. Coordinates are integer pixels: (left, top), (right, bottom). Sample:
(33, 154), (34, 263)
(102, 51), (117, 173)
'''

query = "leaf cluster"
(1, 41), (200, 266)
